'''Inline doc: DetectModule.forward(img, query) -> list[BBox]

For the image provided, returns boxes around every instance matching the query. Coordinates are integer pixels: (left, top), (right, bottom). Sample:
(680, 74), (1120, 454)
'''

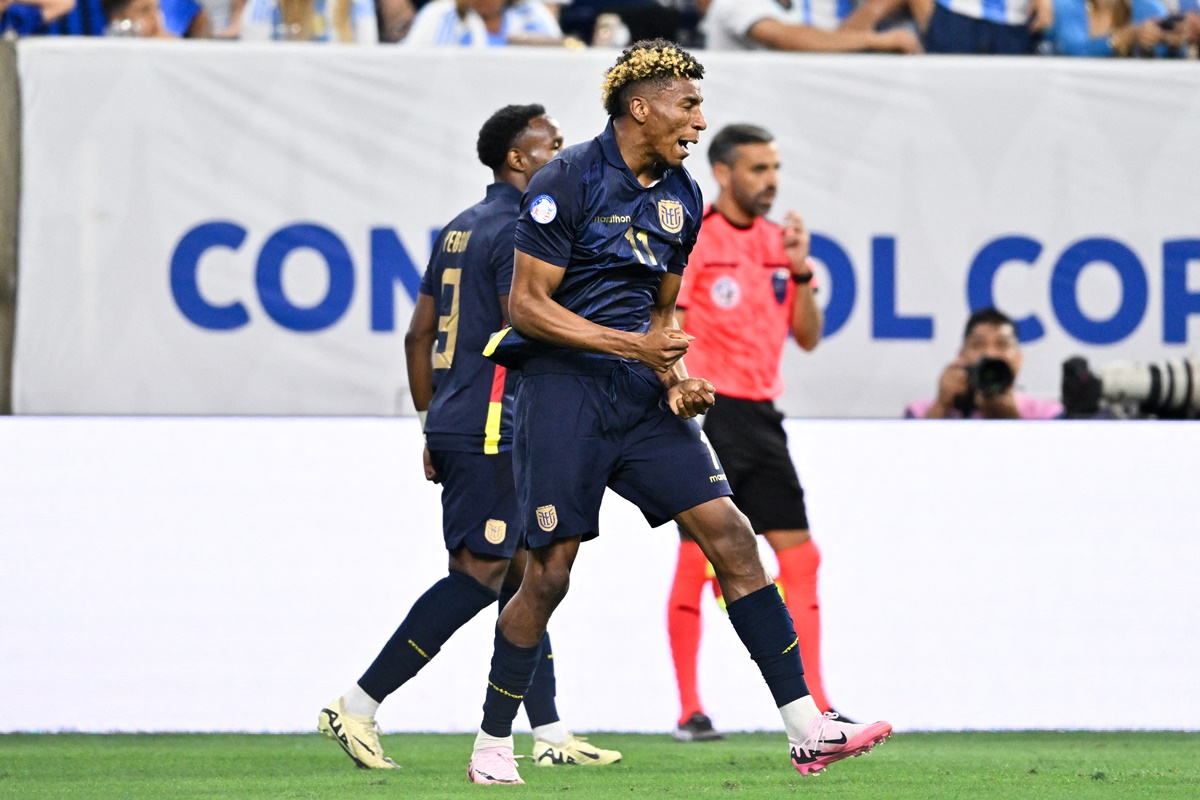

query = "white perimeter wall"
(1, 417), (1198, 733)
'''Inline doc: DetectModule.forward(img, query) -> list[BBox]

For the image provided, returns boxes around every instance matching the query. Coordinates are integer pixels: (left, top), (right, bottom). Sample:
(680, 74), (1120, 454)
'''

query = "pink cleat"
(467, 745), (525, 785)
(789, 712), (892, 776)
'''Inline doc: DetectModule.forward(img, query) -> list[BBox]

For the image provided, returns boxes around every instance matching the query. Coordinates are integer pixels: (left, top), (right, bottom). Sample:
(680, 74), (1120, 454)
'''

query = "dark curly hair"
(476, 104), (547, 171)
(601, 38), (704, 119)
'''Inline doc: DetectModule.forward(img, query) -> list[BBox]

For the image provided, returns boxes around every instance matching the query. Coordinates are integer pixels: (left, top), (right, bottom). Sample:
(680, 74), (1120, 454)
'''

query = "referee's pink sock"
(776, 539), (831, 713)
(667, 539), (708, 725)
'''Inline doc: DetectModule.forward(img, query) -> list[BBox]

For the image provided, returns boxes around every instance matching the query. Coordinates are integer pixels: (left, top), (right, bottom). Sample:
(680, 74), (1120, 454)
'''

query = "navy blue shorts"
(513, 358), (733, 548)
(428, 449), (522, 559)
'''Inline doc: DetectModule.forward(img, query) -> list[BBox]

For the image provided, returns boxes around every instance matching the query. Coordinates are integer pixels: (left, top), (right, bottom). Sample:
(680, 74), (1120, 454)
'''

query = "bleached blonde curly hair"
(600, 38), (705, 119)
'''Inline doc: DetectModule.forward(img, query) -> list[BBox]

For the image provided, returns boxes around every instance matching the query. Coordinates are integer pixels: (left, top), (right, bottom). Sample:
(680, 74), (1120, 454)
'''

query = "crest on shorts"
(536, 505), (558, 532)
(485, 519), (507, 545)
(658, 199), (684, 234)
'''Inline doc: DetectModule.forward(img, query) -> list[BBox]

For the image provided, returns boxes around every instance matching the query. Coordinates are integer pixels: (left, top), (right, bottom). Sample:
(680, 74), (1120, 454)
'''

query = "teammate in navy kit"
(466, 40), (892, 785)
(318, 104), (619, 771)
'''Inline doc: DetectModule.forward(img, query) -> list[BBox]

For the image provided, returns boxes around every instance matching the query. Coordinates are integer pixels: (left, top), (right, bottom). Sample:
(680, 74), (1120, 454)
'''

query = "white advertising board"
(13, 42), (1200, 416)
(2, 418), (1197, 733)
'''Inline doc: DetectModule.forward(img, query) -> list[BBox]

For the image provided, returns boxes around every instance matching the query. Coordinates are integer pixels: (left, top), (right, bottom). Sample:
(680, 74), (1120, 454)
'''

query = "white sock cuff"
(474, 729), (515, 752)
(532, 721), (569, 746)
(779, 694), (821, 741)
(343, 684), (381, 718)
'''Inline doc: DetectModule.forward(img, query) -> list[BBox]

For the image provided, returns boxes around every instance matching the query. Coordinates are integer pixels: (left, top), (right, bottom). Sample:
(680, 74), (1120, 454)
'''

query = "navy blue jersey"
(419, 182), (521, 454)
(486, 121), (702, 367)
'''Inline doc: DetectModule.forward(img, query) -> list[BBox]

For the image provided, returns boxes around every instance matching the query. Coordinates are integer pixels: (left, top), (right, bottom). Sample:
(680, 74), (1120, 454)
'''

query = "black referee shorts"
(702, 394), (809, 534)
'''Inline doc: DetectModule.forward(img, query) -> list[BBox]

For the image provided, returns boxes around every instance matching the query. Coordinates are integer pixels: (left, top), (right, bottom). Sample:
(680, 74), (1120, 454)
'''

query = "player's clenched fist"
(668, 378), (716, 419)
(636, 328), (693, 372)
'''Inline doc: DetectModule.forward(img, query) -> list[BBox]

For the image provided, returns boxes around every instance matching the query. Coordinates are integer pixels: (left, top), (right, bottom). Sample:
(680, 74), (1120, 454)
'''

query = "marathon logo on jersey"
(772, 268), (790, 304)
(711, 276), (741, 309)
(530, 195), (558, 224)
(536, 504), (558, 532)
(658, 199), (684, 234)
(485, 519), (507, 545)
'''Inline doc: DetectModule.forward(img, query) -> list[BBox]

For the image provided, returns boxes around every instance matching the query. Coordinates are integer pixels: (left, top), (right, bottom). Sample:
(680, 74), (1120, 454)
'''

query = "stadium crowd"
(3, 0), (1199, 57)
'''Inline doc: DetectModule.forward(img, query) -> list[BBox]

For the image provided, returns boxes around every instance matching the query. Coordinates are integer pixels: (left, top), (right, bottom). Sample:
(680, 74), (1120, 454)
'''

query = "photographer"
(905, 308), (1063, 419)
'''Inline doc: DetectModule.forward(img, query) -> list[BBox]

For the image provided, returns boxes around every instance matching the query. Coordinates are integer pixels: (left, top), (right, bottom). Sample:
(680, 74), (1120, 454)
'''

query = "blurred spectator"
(2, 0), (76, 34)
(1043, 0), (1171, 55)
(404, 0), (486, 42)
(403, 0), (561, 45)
(905, 308), (1063, 419)
(376, 0), (415, 39)
(240, 0), (379, 40)
(841, 0), (935, 34)
(923, 0), (1053, 53)
(199, 0), (245, 36)
(22, 0), (106, 33)
(105, 0), (210, 35)
(559, 1), (699, 46)
(701, 0), (922, 52)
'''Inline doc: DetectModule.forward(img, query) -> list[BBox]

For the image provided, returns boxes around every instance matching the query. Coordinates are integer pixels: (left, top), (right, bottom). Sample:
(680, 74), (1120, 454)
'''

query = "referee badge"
(711, 276), (741, 309)
(772, 268), (790, 304)
(536, 504), (558, 532)
(485, 519), (507, 545)
(658, 199), (684, 234)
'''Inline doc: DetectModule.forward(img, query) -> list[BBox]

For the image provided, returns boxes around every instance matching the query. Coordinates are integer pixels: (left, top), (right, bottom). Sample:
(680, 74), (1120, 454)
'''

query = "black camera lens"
(970, 357), (1015, 397)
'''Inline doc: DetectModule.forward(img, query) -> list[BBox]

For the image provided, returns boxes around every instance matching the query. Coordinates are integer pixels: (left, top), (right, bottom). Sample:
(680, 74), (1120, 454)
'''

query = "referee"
(668, 123), (840, 742)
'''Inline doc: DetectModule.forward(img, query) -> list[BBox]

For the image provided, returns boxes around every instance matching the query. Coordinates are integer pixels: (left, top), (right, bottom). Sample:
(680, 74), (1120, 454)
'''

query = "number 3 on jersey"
(434, 268), (462, 369)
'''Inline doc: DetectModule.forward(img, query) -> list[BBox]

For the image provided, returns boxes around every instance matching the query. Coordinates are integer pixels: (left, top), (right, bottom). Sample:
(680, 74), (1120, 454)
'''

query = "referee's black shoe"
(673, 713), (725, 742)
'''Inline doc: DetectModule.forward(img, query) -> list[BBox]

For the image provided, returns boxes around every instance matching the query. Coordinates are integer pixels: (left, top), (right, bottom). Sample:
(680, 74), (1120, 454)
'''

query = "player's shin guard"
(776, 540), (829, 711)
(357, 570), (497, 702)
(481, 627), (543, 737)
(668, 539), (709, 722)
(726, 583), (809, 708)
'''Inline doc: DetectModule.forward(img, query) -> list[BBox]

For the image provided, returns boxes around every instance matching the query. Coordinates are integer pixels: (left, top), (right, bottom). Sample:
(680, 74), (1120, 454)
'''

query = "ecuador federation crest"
(657, 199), (684, 234)
(536, 504), (558, 532)
(485, 519), (507, 545)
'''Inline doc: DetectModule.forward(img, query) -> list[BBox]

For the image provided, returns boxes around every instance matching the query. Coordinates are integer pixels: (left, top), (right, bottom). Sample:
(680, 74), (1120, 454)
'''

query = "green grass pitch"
(2, 731), (1198, 799)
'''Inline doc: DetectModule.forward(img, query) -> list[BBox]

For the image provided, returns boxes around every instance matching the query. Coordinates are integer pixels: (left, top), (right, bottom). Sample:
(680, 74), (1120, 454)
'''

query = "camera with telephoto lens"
(1061, 356), (1200, 419)
(968, 357), (1015, 396)
(953, 357), (1016, 414)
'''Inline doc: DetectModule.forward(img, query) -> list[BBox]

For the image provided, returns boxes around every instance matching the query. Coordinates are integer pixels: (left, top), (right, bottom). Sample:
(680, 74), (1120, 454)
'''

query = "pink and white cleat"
(789, 712), (892, 776)
(467, 745), (525, 785)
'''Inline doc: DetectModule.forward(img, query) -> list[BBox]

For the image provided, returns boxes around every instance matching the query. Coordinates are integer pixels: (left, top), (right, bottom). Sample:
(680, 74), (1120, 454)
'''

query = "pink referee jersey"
(678, 208), (811, 401)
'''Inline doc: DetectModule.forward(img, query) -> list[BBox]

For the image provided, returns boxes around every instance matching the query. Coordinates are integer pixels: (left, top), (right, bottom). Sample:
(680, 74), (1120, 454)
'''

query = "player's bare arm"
(782, 211), (823, 351)
(655, 272), (715, 418)
(404, 292), (439, 482)
(509, 249), (690, 371)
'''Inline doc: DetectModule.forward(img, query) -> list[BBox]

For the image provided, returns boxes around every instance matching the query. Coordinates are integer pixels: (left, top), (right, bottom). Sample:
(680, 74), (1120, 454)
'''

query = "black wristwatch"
(791, 271), (814, 285)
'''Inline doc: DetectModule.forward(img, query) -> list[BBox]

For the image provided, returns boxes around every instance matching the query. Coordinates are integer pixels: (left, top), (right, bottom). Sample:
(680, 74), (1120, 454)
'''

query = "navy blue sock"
(481, 626), (542, 737)
(498, 585), (559, 728)
(726, 583), (810, 707)
(522, 634), (559, 728)
(358, 570), (497, 703)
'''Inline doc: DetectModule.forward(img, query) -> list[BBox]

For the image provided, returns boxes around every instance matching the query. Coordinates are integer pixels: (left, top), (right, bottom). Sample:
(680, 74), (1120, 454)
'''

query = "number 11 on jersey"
(625, 227), (658, 267)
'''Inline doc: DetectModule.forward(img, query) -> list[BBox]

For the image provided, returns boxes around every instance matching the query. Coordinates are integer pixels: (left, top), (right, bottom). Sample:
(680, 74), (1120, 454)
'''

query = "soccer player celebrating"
(318, 104), (620, 771)
(468, 40), (892, 785)
(668, 123), (840, 743)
